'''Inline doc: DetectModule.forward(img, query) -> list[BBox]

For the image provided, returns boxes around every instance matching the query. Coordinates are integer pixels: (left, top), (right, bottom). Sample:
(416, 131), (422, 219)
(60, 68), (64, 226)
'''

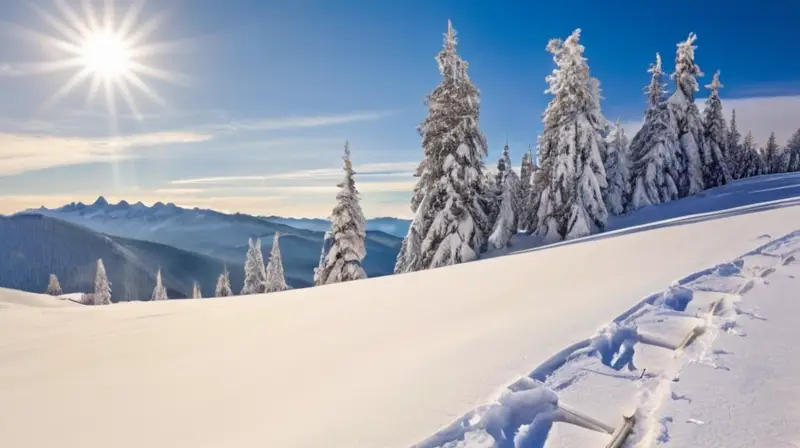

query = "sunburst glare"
(11, 0), (187, 121)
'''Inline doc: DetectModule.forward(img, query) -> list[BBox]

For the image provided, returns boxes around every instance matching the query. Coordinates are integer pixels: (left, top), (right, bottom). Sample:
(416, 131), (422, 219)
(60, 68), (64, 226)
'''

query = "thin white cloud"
(0, 131), (213, 176)
(620, 94), (800, 148)
(169, 161), (419, 185)
(212, 110), (394, 133)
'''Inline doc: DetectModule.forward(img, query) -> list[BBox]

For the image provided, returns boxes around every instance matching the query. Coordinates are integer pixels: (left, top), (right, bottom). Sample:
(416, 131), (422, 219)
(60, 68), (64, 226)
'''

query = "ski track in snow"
(417, 230), (800, 448)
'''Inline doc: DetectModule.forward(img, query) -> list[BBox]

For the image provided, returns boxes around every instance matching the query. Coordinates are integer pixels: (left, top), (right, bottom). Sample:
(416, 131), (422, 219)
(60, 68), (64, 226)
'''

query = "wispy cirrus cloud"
(0, 109), (395, 176)
(0, 131), (213, 176)
(169, 161), (419, 185)
(208, 110), (395, 133)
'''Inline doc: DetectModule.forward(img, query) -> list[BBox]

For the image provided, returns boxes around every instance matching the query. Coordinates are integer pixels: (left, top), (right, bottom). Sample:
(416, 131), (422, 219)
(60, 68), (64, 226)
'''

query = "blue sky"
(1, 0), (799, 218)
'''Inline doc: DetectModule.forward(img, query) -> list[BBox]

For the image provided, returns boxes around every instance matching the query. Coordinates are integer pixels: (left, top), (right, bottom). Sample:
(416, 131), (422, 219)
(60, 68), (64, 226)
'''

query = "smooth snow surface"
(0, 287), (80, 309)
(2, 175), (800, 448)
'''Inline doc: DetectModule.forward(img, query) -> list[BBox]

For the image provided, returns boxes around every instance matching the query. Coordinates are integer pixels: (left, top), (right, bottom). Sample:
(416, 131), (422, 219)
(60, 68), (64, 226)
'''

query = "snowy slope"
(2, 174), (800, 448)
(23, 197), (402, 283)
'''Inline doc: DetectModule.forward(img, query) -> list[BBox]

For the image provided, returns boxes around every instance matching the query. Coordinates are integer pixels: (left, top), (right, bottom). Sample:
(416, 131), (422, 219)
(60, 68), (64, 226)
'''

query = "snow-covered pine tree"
(739, 132), (763, 178)
(215, 265), (233, 297)
(488, 145), (519, 249)
(603, 119), (631, 215)
(315, 142), (368, 284)
(786, 129), (800, 172)
(264, 232), (288, 293)
(532, 29), (609, 242)
(667, 33), (706, 196)
(192, 281), (202, 299)
(94, 259), (111, 305)
(395, 20), (490, 270)
(241, 237), (266, 294)
(725, 109), (743, 179)
(700, 70), (730, 188)
(46, 273), (62, 296)
(628, 53), (684, 211)
(151, 268), (168, 301)
(517, 148), (534, 231)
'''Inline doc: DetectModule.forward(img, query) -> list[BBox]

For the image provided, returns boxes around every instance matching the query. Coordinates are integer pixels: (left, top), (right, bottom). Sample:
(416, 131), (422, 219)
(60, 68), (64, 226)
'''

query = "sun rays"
(10, 0), (187, 122)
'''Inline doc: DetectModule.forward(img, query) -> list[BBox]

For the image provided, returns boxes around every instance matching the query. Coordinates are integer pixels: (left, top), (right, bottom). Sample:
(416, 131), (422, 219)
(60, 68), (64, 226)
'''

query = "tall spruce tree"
(667, 33), (706, 196)
(215, 265), (233, 297)
(264, 232), (288, 293)
(151, 268), (168, 301)
(726, 109), (743, 179)
(46, 273), (62, 296)
(628, 53), (684, 210)
(488, 145), (519, 248)
(532, 29), (609, 242)
(94, 259), (111, 305)
(603, 119), (631, 215)
(315, 142), (368, 285)
(786, 129), (800, 172)
(395, 20), (490, 271)
(700, 70), (730, 188)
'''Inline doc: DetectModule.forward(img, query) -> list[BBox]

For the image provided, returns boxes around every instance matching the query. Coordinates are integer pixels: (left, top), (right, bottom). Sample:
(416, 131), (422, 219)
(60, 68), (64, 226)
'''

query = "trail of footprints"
(419, 232), (800, 448)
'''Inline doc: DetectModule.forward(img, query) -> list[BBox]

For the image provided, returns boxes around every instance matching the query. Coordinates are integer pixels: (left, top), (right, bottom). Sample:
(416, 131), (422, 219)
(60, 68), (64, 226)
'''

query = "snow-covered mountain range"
(20, 197), (403, 286)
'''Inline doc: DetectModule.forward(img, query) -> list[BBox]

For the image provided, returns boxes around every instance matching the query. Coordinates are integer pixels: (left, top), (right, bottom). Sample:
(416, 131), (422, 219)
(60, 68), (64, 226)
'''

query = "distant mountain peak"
(93, 196), (108, 207)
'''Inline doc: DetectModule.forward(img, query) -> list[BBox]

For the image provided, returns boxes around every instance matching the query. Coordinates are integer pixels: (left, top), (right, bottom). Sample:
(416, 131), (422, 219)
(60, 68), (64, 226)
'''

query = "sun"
(10, 0), (187, 121)
(80, 30), (132, 79)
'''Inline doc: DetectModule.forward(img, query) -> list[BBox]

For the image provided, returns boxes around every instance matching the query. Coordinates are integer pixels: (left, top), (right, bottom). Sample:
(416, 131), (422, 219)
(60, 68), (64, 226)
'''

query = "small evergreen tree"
(241, 238), (266, 294)
(628, 53), (684, 211)
(395, 21), (490, 271)
(315, 142), (368, 285)
(763, 132), (783, 174)
(45, 273), (62, 296)
(151, 268), (168, 301)
(532, 29), (609, 242)
(264, 232), (289, 293)
(603, 119), (631, 215)
(786, 129), (800, 172)
(488, 145), (519, 249)
(725, 109), (743, 179)
(215, 265), (233, 297)
(700, 70), (730, 188)
(517, 148), (534, 231)
(192, 281), (202, 299)
(739, 132), (763, 178)
(94, 259), (111, 305)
